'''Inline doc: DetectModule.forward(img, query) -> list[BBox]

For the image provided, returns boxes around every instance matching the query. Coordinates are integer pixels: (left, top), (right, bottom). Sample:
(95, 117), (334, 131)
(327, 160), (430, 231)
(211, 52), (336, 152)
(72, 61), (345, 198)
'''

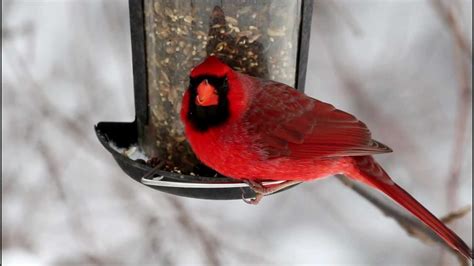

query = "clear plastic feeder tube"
(141, 0), (303, 173)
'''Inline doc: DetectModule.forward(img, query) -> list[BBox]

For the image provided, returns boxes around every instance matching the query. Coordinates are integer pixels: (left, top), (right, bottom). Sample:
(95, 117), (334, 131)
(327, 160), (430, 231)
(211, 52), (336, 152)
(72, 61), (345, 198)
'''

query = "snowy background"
(2, 0), (472, 265)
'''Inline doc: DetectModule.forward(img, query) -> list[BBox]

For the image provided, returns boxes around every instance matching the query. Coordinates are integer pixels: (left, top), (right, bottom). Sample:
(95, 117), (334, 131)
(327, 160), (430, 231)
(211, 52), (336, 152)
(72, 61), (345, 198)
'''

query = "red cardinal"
(180, 56), (472, 259)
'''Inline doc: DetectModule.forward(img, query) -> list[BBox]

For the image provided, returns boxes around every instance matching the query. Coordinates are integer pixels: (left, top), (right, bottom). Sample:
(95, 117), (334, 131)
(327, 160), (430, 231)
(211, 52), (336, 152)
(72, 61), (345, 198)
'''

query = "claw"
(242, 197), (255, 204)
(242, 193), (263, 205)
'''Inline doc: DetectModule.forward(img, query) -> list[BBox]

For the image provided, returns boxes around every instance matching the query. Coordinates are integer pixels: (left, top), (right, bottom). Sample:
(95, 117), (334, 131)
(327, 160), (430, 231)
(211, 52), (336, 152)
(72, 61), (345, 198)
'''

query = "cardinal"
(180, 56), (472, 259)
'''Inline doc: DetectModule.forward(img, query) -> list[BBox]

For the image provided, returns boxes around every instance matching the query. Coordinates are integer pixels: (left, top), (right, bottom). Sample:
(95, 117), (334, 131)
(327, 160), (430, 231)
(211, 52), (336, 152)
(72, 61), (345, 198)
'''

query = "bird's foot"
(242, 180), (303, 205)
(241, 180), (267, 205)
(245, 180), (270, 194)
(242, 193), (264, 205)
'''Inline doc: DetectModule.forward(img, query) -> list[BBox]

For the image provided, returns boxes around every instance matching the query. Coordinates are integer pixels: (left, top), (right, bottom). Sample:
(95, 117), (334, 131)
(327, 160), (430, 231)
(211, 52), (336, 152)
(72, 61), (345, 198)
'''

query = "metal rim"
(141, 178), (286, 189)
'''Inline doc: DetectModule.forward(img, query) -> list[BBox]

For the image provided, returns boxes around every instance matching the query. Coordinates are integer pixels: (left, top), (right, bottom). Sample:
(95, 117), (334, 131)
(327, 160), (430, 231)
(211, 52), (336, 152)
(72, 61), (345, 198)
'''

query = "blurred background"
(2, 0), (471, 265)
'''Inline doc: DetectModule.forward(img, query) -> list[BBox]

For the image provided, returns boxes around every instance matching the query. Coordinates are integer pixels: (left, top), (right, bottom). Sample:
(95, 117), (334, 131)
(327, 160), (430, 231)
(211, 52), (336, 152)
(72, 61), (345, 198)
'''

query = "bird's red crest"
(190, 56), (231, 78)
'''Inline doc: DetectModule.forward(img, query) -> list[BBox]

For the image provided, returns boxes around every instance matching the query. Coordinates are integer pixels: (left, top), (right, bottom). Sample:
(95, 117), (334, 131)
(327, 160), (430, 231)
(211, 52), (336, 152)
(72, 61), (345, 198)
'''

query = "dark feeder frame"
(95, 0), (314, 200)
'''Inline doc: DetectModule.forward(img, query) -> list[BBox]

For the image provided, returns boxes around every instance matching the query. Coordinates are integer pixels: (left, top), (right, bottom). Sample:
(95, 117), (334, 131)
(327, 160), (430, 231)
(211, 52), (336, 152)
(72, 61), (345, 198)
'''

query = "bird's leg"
(242, 180), (302, 205)
(246, 180), (302, 195)
(244, 179), (267, 193)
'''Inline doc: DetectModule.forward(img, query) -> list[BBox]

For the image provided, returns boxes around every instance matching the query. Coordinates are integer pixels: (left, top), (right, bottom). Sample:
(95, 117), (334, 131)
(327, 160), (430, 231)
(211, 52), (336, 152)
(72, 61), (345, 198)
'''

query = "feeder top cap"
(190, 56), (231, 79)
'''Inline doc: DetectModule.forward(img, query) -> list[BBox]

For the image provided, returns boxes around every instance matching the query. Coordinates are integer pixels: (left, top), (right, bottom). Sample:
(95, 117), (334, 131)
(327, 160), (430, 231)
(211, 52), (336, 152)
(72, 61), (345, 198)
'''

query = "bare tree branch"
(441, 206), (472, 224)
(431, 0), (472, 59)
(431, 0), (472, 210)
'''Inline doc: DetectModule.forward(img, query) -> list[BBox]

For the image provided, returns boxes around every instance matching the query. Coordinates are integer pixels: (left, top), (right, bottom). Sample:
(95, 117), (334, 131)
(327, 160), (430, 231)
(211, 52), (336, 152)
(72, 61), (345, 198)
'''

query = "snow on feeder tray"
(95, 0), (313, 200)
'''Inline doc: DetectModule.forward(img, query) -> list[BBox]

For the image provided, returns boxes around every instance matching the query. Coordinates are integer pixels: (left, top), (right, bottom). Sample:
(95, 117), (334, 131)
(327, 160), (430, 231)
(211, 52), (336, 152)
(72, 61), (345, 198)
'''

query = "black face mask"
(187, 76), (230, 131)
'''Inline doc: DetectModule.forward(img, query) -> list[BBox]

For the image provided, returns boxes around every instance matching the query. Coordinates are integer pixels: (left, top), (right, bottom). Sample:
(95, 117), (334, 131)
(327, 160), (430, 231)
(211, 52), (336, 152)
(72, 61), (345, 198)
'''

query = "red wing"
(244, 79), (392, 160)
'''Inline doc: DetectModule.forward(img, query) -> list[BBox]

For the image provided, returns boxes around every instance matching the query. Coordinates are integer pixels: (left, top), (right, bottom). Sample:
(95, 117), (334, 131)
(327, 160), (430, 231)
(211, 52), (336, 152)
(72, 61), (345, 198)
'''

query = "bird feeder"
(95, 0), (313, 200)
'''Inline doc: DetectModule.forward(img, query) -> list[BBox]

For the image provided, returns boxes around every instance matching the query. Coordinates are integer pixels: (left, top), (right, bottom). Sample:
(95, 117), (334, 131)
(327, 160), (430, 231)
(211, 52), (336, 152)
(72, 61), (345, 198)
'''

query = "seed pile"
(142, 0), (301, 174)
(205, 6), (268, 78)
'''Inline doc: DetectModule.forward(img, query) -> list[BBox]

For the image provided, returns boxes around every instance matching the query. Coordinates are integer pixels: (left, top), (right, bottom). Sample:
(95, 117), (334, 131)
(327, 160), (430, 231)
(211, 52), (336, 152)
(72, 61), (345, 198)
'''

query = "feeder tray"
(95, 0), (313, 200)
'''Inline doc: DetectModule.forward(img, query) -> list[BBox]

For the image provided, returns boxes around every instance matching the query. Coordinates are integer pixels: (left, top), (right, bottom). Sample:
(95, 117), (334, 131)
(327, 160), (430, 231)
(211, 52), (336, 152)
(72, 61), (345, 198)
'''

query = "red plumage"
(181, 56), (472, 259)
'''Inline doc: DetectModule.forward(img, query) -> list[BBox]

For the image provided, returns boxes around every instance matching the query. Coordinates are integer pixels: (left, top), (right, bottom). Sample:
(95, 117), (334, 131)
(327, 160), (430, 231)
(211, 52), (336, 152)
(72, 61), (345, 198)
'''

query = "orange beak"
(195, 79), (219, 106)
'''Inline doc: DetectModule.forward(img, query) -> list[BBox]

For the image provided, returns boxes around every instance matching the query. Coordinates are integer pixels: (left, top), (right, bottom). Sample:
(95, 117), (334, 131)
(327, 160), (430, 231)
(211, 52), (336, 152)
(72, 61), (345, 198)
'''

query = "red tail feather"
(350, 156), (472, 259)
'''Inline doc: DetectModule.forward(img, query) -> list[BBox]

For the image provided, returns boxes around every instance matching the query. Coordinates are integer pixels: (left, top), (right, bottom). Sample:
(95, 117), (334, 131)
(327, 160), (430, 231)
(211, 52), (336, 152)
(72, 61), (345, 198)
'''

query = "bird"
(180, 56), (472, 259)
